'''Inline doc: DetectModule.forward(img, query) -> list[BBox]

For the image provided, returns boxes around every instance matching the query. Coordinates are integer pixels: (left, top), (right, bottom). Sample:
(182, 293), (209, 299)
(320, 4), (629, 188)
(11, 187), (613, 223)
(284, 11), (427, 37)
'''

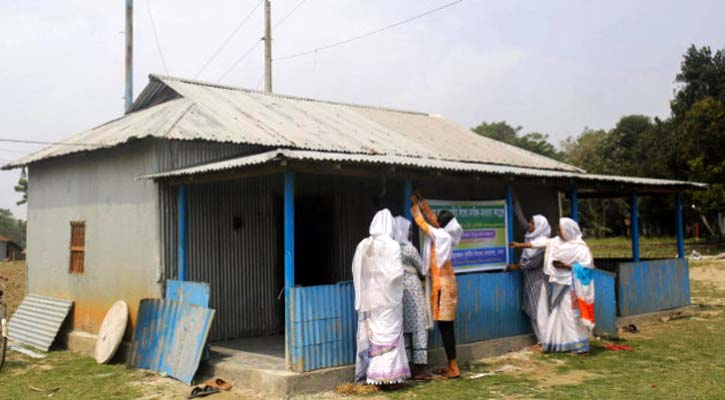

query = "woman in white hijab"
(393, 216), (430, 378)
(508, 198), (551, 343)
(352, 209), (410, 385)
(541, 218), (595, 354)
(410, 193), (464, 379)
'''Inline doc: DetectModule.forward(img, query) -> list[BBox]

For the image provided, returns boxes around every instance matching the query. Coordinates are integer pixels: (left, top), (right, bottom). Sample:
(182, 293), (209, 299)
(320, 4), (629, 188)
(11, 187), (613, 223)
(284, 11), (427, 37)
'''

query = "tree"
(0, 209), (26, 248)
(560, 128), (609, 173)
(14, 168), (27, 206)
(472, 121), (562, 160)
(671, 45), (725, 122)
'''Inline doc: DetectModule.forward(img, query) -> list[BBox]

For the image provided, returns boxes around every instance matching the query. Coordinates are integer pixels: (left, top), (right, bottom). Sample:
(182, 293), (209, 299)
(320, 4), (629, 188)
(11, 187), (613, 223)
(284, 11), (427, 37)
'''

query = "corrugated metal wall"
(288, 272), (532, 372)
(157, 139), (264, 286)
(592, 269), (617, 338)
(288, 281), (356, 372)
(185, 177), (283, 341)
(617, 258), (691, 316)
(429, 271), (531, 347)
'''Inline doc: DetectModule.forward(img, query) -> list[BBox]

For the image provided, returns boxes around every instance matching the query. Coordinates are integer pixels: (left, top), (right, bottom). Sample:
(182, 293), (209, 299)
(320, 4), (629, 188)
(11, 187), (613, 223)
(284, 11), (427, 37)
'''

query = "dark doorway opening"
(294, 195), (336, 287)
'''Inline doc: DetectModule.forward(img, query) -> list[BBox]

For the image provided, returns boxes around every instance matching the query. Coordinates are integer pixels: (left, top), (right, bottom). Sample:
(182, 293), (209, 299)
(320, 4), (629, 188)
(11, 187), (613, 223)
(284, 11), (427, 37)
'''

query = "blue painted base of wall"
(617, 259), (691, 317)
(287, 271), (531, 373)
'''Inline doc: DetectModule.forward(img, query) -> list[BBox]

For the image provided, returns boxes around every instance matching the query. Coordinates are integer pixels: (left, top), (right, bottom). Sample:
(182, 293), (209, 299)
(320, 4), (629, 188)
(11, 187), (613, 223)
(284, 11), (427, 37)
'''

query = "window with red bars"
(69, 221), (85, 274)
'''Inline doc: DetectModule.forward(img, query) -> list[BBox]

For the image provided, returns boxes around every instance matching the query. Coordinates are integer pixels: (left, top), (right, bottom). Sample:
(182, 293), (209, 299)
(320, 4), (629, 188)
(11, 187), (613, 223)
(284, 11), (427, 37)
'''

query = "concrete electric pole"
(264, 0), (272, 93)
(125, 0), (134, 111)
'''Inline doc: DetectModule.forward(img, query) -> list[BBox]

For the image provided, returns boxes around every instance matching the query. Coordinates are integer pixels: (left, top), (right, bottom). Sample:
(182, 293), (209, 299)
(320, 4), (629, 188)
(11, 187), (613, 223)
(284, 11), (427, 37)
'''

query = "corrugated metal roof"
(5, 74), (581, 172)
(8, 294), (74, 351)
(138, 148), (706, 189)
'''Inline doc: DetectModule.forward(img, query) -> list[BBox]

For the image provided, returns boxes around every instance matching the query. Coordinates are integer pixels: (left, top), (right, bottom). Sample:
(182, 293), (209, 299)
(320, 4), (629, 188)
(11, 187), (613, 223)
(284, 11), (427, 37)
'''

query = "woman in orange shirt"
(410, 193), (463, 379)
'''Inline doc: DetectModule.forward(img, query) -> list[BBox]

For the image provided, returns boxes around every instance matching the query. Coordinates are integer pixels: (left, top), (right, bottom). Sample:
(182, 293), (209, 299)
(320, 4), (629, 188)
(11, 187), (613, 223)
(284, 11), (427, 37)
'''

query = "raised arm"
(418, 198), (440, 229)
(513, 198), (529, 232)
(411, 201), (432, 236)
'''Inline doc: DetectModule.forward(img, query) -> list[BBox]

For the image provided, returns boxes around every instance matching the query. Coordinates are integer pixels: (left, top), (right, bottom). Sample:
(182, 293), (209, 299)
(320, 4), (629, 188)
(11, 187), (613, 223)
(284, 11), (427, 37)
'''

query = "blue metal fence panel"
(430, 271), (531, 347)
(166, 280), (210, 307)
(288, 272), (531, 372)
(129, 299), (215, 384)
(288, 281), (356, 372)
(592, 269), (617, 338)
(617, 259), (691, 317)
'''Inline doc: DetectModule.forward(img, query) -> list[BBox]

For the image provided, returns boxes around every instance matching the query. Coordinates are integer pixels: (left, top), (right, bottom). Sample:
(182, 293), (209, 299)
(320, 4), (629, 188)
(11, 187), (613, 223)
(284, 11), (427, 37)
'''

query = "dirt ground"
(0, 261), (25, 318)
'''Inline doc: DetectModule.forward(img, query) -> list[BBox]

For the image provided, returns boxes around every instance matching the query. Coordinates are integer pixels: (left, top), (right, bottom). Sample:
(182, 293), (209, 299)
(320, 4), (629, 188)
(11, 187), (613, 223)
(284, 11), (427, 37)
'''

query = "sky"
(1, 0), (724, 219)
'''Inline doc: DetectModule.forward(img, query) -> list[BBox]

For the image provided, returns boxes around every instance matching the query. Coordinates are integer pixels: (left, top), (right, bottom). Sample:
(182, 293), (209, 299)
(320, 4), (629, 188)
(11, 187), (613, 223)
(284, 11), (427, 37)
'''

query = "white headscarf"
(522, 215), (551, 261)
(352, 209), (404, 312)
(543, 217), (593, 285)
(393, 216), (411, 244)
(421, 217), (463, 270)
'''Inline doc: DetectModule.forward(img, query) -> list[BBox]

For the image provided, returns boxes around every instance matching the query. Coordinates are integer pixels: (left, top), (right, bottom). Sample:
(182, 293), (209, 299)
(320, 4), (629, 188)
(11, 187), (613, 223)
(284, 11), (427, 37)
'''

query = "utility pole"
(125, 0), (134, 111)
(264, 0), (272, 93)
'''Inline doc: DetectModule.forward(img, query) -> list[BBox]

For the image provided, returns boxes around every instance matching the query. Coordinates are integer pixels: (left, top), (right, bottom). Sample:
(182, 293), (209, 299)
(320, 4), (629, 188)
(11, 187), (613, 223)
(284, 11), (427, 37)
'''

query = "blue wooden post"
(403, 179), (413, 220)
(283, 172), (295, 366)
(569, 185), (579, 223)
(177, 185), (188, 281)
(676, 192), (685, 258)
(505, 183), (514, 264)
(630, 191), (640, 262)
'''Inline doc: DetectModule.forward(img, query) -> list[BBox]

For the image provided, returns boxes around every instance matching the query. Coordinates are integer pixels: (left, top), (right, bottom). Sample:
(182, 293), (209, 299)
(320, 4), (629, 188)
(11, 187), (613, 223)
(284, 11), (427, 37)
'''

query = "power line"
(218, 40), (263, 82)
(194, 0), (264, 79)
(273, 0), (309, 30)
(0, 139), (92, 147)
(274, 0), (465, 62)
(0, 149), (32, 155)
(145, 0), (169, 74)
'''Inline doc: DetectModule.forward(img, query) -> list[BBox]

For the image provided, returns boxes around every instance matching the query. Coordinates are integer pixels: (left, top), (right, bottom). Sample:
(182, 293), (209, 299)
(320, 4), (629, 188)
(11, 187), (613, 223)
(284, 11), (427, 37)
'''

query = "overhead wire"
(218, 40), (262, 82)
(219, 0), (309, 83)
(194, 0), (264, 79)
(274, 0), (465, 62)
(145, 0), (169, 74)
(273, 0), (309, 30)
(0, 139), (92, 147)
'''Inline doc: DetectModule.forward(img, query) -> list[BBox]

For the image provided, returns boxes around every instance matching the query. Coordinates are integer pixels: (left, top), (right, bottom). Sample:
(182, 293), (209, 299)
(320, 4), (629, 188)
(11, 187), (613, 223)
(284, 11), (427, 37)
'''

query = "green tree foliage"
(0, 209), (26, 248)
(473, 121), (562, 160)
(14, 169), (27, 206)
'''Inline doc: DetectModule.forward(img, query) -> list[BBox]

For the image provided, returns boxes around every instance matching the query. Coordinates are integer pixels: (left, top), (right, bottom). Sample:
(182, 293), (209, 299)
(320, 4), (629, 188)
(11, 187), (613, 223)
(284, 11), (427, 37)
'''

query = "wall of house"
(26, 141), (162, 336)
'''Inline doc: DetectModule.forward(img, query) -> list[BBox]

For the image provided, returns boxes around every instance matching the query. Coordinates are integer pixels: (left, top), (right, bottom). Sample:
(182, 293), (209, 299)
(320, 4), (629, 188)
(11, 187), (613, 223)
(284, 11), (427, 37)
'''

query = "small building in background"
(0, 235), (24, 261)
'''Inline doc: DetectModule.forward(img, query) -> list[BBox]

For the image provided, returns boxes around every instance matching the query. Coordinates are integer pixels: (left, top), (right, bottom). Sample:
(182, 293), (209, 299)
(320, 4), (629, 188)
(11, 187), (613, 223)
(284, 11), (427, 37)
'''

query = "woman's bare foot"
(529, 344), (543, 353)
(447, 360), (461, 379)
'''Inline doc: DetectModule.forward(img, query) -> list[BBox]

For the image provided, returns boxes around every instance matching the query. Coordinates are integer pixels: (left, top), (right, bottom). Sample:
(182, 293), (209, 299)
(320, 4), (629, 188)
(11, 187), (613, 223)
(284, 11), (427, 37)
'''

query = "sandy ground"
(0, 260), (25, 318)
(690, 259), (725, 306)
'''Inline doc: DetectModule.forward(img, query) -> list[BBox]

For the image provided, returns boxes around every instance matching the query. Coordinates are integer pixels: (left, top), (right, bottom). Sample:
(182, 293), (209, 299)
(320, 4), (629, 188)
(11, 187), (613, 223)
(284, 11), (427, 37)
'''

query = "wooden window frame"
(69, 221), (85, 274)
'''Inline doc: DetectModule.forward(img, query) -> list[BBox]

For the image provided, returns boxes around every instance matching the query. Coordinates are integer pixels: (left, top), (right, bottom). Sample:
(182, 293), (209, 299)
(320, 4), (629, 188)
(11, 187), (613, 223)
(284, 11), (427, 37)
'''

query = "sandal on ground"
(188, 386), (220, 399)
(432, 367), (448, 375)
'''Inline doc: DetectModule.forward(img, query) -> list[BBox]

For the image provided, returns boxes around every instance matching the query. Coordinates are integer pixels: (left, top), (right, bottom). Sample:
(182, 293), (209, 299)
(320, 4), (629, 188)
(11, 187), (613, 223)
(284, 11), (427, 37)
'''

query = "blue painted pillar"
(630, 191), (640, 262)
(569, 185), (579, 223)
(505, 183), (514, 263)
(676, 192), (685, 258)
(284, 172), (295, 291)
(403, 179), (413, 220)
(283, 172), (295, 367)
(177, 185), (188, 281)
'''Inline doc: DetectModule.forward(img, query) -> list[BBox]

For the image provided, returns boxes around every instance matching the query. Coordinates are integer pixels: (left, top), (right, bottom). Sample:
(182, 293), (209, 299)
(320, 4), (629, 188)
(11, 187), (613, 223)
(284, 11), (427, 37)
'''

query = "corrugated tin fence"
(592, 269), (617, 338)
(288, 281), (356, 372)
(288, 271), (533, 373)
(430, 271), (530, 347)
(617, 258), (691, 316)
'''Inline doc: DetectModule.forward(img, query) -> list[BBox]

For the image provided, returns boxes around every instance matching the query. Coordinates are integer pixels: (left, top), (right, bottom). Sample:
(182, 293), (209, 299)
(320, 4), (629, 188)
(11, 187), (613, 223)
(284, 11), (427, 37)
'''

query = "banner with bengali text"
(422, 199), (509, 273)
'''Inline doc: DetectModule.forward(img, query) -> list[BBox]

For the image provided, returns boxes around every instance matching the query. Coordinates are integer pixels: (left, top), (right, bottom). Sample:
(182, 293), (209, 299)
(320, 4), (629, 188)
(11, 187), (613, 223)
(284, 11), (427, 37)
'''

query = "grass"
(366, 258), (725, 400)
(586, 236), (725, 258)
(0, 351), (146, 400)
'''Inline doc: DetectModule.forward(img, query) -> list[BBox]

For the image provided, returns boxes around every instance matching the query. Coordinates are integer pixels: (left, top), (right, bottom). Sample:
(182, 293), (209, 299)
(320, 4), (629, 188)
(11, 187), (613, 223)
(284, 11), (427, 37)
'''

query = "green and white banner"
(423, 199), (509, 273)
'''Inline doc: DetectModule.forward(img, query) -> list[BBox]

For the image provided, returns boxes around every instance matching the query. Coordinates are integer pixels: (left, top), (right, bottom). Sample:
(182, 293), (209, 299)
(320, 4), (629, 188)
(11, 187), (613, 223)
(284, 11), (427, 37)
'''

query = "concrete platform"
(198, 334), (536, 397)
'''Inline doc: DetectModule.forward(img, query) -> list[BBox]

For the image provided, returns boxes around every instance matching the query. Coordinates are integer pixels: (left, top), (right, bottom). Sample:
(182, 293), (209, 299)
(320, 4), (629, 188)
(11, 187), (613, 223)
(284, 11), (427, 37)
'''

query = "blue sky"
(1, 0), (724, 218)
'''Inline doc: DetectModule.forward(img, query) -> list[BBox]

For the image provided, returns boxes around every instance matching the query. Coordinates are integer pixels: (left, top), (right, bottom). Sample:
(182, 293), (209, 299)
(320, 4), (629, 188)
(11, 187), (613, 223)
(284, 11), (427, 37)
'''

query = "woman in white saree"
(539, 217), (596, 354)
(352, 209), (411, 385)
